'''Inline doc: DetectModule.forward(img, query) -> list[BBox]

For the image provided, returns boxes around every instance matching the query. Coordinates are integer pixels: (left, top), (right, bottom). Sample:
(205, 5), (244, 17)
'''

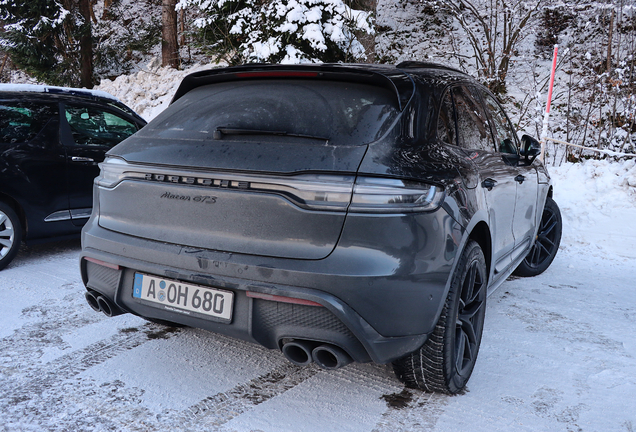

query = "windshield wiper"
(213, 127), (328, 142)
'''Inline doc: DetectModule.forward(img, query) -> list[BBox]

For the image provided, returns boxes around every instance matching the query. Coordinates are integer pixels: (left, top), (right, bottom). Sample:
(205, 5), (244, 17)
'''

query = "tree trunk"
(606, 8), (615, 74)
(179, 9), (186, 46)
(162, 0), (179, 68)
(78, 0), (93, 88)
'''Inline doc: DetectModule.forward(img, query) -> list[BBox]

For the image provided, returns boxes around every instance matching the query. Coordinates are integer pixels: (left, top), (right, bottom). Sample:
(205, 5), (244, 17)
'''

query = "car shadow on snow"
(8, 239), (82, 269)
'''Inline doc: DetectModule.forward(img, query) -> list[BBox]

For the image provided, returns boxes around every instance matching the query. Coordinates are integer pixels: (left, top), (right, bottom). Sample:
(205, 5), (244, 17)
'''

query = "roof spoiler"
(170, 64), (415, 111)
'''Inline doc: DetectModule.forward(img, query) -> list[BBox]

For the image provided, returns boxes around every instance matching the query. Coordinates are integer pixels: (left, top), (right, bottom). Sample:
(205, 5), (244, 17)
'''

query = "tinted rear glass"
(0, 101), (55, 144)
(145, 80), (400, 146)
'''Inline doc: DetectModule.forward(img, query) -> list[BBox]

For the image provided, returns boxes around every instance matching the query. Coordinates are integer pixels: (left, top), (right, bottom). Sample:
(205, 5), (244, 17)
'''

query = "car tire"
(0, 202), (22, 271)
(513, 196), (562, 277)
(392, 240), (488, 394)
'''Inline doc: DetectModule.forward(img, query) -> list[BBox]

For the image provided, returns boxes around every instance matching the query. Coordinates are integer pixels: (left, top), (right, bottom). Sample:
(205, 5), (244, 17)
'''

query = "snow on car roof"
(0, 83), (121, 103)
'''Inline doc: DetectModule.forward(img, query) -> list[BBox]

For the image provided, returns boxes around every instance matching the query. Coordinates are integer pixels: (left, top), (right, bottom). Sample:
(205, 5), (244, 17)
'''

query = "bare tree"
(162, 0), (179, 68)
(440, 0), (544, 94)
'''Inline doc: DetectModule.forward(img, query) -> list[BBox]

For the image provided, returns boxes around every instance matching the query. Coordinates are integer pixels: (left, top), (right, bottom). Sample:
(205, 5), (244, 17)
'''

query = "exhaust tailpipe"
(84, 290), (124, 317)
(281, 340), (315, 366)
(312, 345), (352, 370)
(96, 295), (123, 317)
(85, 291), (101, 312)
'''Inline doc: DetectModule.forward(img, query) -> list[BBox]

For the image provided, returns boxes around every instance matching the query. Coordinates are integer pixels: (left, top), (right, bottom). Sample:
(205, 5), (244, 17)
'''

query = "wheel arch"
(467, 221), (492, 279)
(0, 192), (27, 237)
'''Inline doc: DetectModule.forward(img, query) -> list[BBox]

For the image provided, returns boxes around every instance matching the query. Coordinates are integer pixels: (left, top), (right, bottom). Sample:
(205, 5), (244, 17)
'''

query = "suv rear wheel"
(513, 196), (562, 277)
(392, 240), (487, 394)
(0, 202), (22, 270)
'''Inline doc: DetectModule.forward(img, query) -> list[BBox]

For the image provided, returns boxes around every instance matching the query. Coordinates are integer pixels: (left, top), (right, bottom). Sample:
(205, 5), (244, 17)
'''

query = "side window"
(452, 86), (494, 152)
(482, 94), (519, 154)
(0, 102), (54, 144)
(65, 104), (138, 147)
(436, 90), (456, 145)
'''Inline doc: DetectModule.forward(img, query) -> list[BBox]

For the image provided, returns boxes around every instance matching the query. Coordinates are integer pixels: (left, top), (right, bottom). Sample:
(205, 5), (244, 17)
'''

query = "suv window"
(147, 80), (400, 146)
(65, 104), (138, 147)
(452, 86), (493, 152)
(437, 90), (456, 145)
(0, 102), (55, 144)
(482, 94), (519, 154)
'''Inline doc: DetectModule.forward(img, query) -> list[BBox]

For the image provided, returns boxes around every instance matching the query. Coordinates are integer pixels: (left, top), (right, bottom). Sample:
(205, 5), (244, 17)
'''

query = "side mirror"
(520, 135), (541, 164)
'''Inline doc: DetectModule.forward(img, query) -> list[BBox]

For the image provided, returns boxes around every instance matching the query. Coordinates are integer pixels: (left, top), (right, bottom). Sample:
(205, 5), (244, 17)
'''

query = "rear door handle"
(481, 178), (497, 191)
(70, 156), (95, 163)
(514, 174), (525, 184)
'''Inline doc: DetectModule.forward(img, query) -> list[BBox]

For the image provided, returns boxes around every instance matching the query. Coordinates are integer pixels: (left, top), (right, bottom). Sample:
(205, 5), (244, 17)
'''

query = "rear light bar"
(97, 158), (444, 213)
(246, 291), (323, 307)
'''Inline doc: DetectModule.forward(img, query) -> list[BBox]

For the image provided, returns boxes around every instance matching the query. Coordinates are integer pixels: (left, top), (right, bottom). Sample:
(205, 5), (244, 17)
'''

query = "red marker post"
(540, 45), (559, 162)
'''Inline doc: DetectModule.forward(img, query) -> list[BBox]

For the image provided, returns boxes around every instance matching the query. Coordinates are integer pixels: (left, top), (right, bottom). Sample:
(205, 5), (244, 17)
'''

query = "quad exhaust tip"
(282, 340), (352, 370)
(312, 345), (352, 370)
(84, 290), (124, 317)
(281, 340), (314, 366)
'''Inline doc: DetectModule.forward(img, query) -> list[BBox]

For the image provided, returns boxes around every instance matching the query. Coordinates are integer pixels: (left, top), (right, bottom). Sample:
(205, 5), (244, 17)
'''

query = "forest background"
(1, 0), (634, 164)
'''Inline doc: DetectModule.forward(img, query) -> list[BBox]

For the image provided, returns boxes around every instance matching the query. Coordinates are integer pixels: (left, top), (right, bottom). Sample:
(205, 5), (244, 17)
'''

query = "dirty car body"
(80, 63), (560, 393)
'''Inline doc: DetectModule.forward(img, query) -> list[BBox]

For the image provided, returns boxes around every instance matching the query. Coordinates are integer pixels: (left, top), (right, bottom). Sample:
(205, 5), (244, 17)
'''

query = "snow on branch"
(178, 0), (374, 64)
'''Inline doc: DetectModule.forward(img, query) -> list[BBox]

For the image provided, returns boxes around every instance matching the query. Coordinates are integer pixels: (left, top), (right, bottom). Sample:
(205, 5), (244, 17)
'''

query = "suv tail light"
(350, 177), (445, 213)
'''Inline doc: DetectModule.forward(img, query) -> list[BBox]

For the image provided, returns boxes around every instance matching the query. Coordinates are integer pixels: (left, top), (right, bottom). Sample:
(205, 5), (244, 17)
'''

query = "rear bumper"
(80, 208), (462, 364)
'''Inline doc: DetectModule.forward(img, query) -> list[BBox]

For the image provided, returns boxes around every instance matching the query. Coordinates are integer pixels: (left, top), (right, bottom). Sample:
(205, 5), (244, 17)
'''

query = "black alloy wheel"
(393, 240), (488, 394)
(514, 196), (562, 277)
(0, 202), (22, 271)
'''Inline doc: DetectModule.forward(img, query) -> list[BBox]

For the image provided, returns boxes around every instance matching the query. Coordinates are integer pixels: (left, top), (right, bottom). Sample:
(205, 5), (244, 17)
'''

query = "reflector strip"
(246, 291), (323, 307)
(84, 257), (120, 270)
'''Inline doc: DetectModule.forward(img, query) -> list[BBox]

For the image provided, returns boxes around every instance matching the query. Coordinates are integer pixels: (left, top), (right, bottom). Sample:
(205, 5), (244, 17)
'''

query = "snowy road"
(1, 161), (636, 431)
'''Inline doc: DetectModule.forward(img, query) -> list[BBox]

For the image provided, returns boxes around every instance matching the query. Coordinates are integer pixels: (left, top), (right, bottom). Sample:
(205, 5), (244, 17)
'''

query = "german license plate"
(132, 273), (233, 322)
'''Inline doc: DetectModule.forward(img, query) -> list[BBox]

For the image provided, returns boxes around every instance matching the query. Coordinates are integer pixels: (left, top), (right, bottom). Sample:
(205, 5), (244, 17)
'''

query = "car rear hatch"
(97, 66), (413, 260)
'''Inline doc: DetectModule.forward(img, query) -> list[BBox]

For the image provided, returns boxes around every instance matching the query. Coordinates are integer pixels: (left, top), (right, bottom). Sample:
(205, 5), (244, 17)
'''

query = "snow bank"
(94, 62), (225, 121)
(551, 159), (636, 259)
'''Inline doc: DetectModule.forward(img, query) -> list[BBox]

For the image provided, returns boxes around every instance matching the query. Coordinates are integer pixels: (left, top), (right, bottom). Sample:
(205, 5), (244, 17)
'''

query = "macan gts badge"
(80, 62), (562, 394)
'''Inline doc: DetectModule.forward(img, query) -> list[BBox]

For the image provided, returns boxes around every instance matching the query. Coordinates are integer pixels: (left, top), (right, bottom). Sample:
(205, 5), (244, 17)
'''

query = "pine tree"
(0, 0), (93, 86)
(178, 0), (374, 65)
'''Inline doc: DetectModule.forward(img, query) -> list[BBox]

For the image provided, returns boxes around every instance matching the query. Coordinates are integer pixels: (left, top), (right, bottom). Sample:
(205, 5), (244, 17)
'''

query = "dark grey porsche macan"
(80, 62), (562, 394)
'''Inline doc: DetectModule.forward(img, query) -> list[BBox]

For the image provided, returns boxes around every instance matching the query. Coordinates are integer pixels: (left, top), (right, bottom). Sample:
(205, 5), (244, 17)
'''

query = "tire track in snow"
(0, 298), (104, 379)
(0, 323), (182, 415)
(1, 323), (321, 431)
(175, 363), (320, 429)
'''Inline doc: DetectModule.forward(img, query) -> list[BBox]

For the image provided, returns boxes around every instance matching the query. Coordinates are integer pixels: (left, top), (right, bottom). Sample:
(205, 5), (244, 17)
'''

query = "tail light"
(350, 177), (445, 213)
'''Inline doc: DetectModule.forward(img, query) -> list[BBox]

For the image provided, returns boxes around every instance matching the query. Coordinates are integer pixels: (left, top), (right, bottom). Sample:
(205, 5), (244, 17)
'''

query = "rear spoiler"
(171, 64), (415, 111)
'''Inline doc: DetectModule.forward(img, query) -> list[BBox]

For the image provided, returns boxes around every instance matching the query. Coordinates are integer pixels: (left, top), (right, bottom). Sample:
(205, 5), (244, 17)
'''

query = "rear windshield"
(144, 80), (400, 146)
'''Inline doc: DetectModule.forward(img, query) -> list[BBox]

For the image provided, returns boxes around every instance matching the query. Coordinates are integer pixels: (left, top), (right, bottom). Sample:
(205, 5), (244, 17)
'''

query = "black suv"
(0, 84), (146, 270)
(80, 63), (562, 394)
